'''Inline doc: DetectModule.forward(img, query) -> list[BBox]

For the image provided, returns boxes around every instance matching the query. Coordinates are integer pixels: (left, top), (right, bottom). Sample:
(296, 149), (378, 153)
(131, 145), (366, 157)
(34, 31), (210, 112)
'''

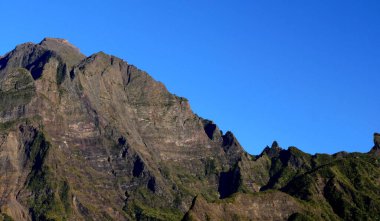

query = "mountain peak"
(40, 37), (75, 48)
(260, 141), (282, 158)
(39, 37), (85, 66)
(0, 39), (379, 221)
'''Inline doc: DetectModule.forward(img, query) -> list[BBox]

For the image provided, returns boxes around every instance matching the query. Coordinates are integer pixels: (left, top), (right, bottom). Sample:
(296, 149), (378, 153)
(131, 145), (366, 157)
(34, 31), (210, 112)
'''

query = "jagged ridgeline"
(0, 38), (379, 221)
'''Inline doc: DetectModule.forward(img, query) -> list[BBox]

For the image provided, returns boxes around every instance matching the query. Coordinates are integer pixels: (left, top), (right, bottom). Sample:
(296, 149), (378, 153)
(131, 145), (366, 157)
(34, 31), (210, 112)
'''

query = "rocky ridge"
(0, 38), (379, 221)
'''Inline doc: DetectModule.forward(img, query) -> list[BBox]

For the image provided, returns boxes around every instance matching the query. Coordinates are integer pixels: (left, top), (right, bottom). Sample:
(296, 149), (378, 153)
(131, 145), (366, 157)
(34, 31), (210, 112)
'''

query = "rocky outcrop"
(184, 192), (310, 221)
(370, 133), (380, 156)
(0, 38), (379, 221)
(0, 38), (245, 220)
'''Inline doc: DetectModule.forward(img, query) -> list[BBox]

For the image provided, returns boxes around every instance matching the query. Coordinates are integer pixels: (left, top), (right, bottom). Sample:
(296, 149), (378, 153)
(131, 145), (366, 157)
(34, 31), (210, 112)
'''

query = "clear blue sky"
(1, 1), (379, 154)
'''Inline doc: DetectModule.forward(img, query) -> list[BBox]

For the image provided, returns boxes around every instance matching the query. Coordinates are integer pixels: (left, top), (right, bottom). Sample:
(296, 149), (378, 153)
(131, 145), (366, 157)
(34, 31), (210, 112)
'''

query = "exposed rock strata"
(0, 38), (379, 221)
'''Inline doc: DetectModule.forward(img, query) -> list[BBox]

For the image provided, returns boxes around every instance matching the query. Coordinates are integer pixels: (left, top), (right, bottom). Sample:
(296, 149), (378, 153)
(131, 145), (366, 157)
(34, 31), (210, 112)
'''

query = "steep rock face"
(0, 122), (39, 221)
(0, 39), (245, 221)
(0, 68), (36, 118)
(184, 192), (304, 221)
(0, 38), (379, 221)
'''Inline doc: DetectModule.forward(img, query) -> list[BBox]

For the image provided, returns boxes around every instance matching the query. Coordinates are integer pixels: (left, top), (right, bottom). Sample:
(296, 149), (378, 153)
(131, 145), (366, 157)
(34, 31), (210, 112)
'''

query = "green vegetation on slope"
(0, 68), (35, 112)
(282, 153), (380, 220)
(26, 132), (71, 221)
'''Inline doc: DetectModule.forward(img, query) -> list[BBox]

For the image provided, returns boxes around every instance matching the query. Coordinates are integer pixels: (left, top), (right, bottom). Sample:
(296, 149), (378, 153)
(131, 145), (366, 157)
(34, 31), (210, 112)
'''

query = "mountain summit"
(0, 38), (379, 221)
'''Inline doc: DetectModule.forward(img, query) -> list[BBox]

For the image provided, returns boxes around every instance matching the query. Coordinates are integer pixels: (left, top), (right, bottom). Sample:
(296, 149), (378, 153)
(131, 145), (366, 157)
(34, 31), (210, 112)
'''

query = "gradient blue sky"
(1, 1), (379, 154)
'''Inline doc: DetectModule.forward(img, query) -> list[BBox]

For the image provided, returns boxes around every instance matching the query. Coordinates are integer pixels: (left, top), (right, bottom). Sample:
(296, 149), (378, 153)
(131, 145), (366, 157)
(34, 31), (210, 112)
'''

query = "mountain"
(0, 38), (379, 221)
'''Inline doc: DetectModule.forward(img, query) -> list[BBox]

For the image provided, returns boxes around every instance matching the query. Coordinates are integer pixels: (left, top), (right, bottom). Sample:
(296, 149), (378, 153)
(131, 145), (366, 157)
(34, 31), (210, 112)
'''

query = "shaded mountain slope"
(0, 38), (379, 221)
(185, 143), (380, 221)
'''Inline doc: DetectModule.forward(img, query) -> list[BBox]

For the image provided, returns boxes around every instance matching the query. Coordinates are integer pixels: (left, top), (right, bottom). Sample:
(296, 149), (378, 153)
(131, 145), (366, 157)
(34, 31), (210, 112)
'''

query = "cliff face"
(0, 38), (379, 221)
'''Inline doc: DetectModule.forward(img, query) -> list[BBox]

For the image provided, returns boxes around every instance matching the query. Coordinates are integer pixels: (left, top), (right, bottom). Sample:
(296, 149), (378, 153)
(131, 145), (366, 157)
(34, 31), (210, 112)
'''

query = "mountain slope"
(0, 38), (379, 221)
